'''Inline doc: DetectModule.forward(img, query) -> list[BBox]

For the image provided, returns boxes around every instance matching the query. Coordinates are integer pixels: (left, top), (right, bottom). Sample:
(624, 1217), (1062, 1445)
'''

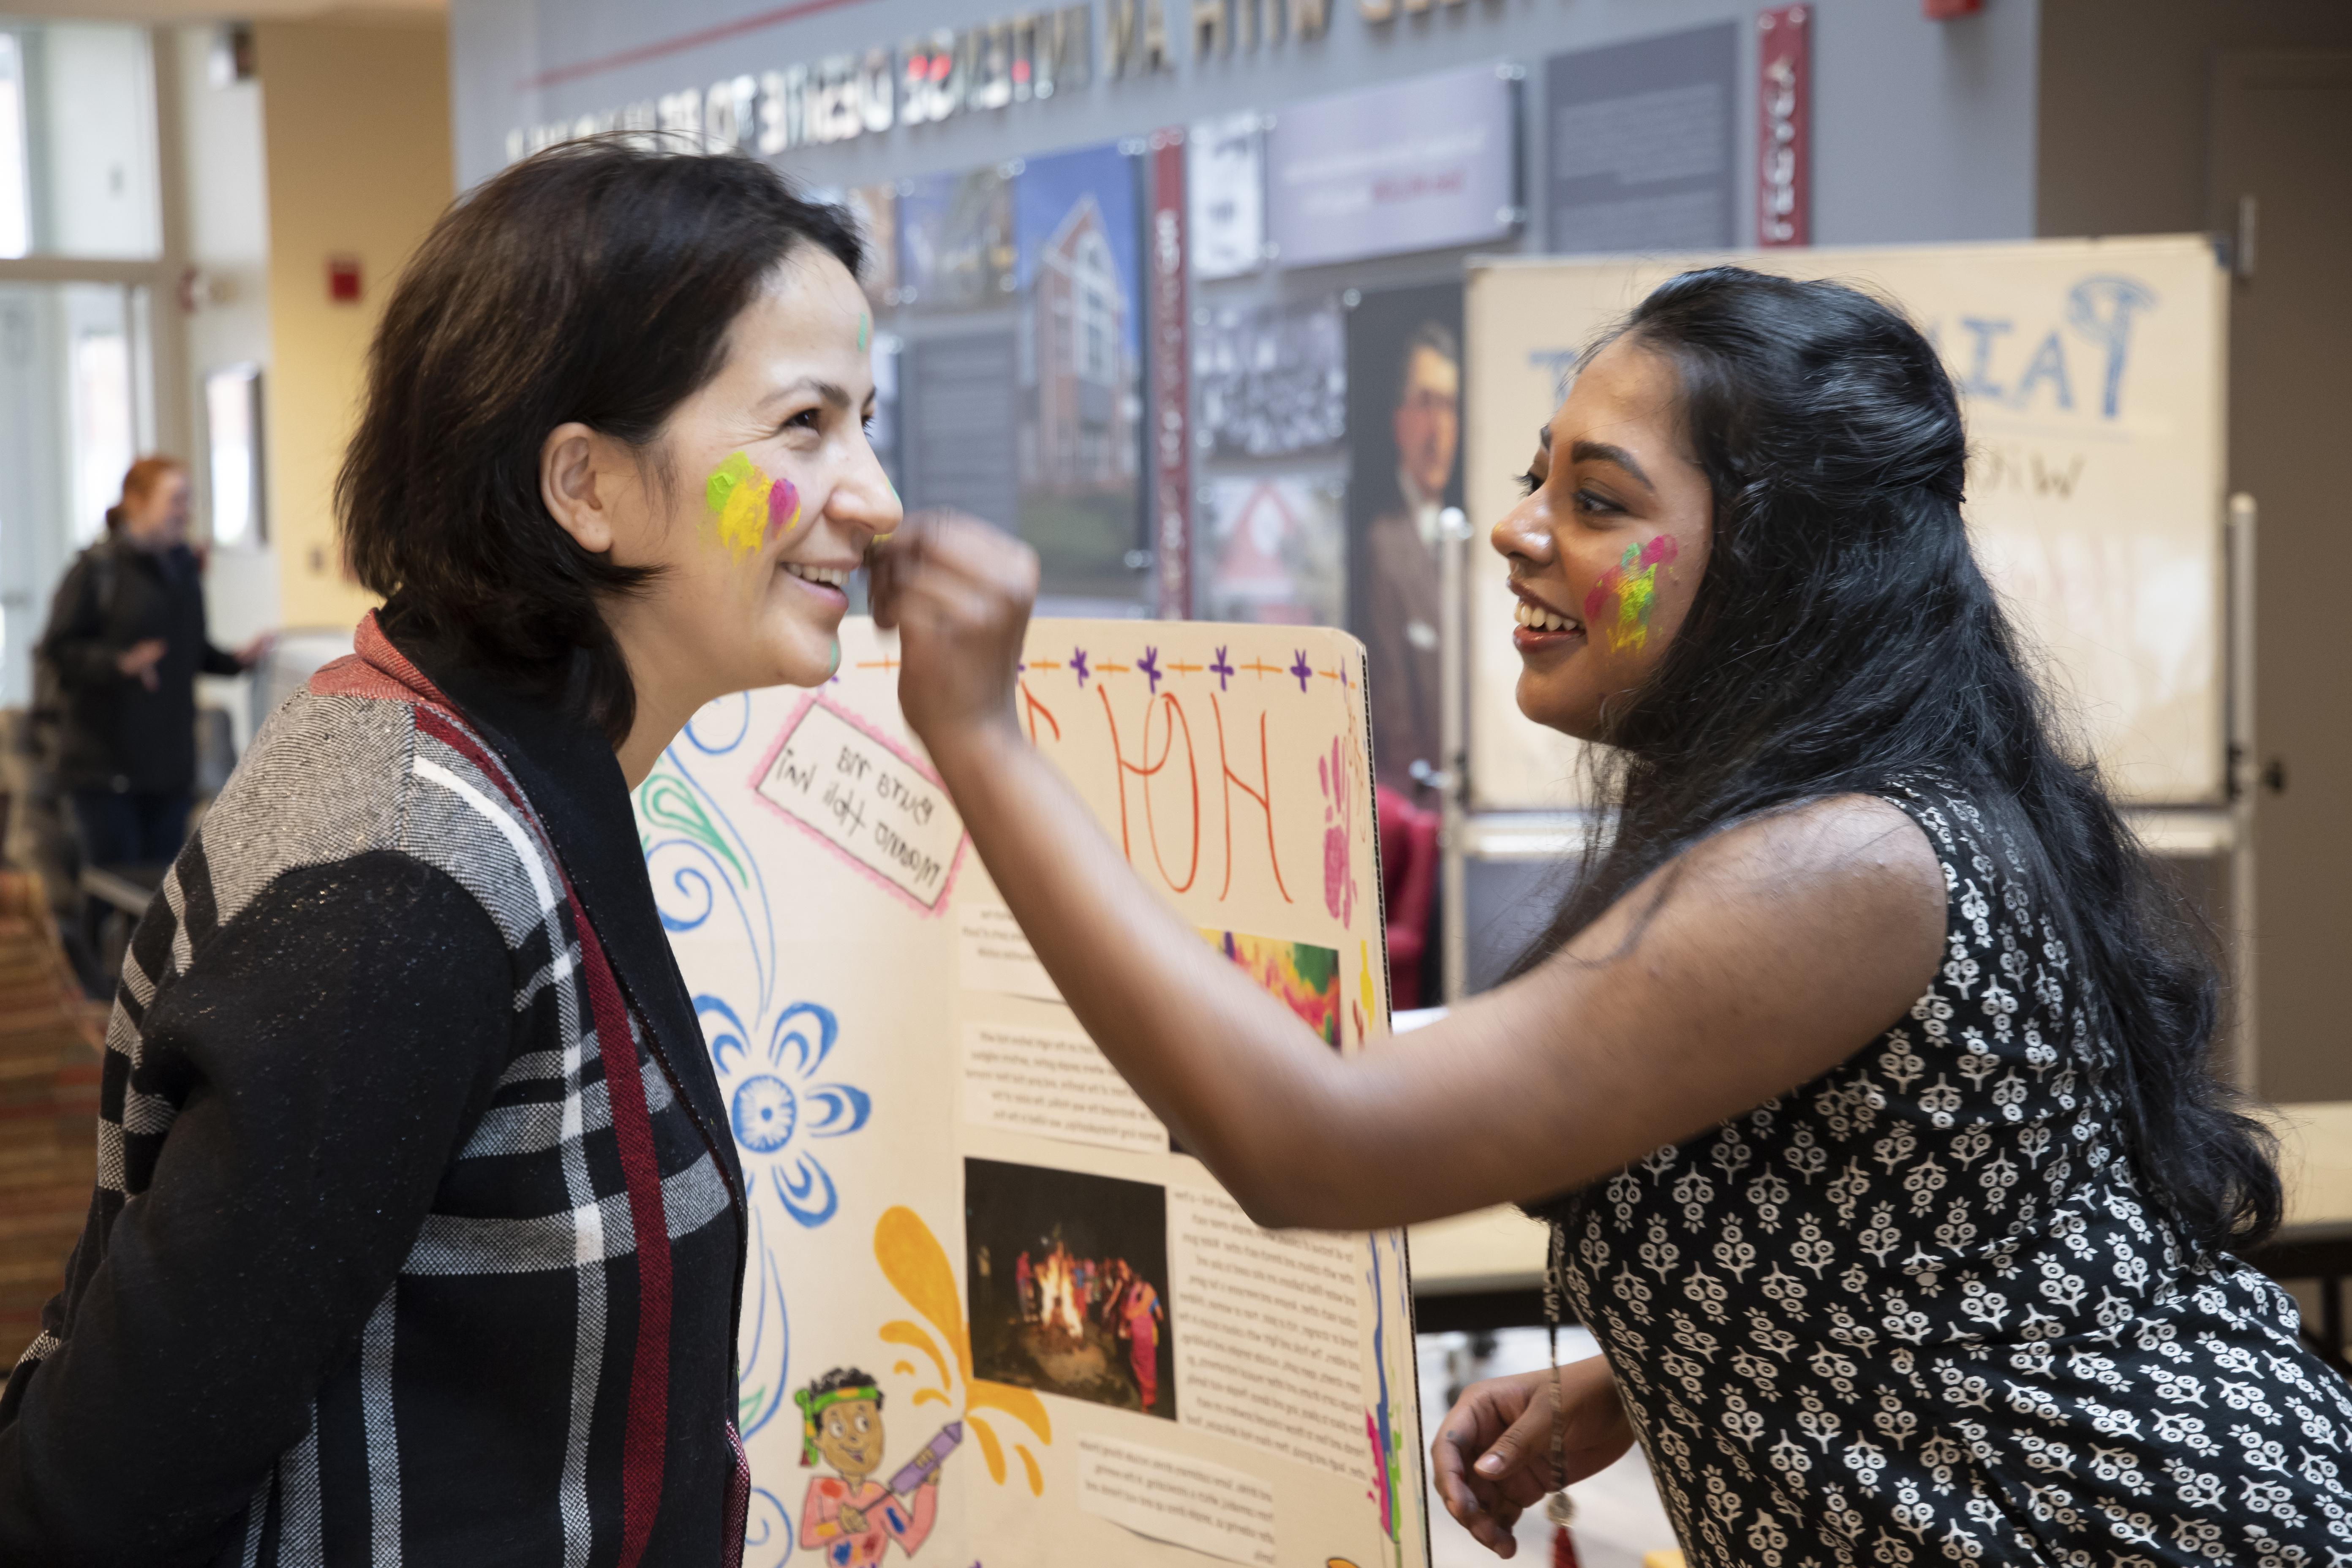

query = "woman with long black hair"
(874, 267), (2350, 1564)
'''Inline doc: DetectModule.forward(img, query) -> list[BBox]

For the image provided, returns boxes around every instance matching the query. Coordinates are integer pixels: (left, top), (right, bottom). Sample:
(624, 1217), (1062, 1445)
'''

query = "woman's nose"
(1491, 500), (1553, 565)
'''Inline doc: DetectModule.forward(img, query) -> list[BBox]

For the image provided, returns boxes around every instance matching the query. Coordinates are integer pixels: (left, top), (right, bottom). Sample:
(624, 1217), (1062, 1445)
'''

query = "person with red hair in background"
(35, 456), (269, 876)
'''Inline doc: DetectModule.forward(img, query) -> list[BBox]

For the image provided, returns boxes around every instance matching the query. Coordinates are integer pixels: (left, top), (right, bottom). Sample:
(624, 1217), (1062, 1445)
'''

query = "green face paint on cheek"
(705, 452), (774, 561)
(1580, 534), (1681, 653)
(857, 310), (870, 354)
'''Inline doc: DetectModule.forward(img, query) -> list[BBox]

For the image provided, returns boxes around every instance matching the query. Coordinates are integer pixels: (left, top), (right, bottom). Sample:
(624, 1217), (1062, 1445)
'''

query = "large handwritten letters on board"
(1465, 237), (2229, 807)
(635, 618), (1426, 1568)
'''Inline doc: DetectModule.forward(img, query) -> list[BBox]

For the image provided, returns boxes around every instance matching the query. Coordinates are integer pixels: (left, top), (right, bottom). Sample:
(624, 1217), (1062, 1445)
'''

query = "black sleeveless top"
(1550, 779), (2352, 1567)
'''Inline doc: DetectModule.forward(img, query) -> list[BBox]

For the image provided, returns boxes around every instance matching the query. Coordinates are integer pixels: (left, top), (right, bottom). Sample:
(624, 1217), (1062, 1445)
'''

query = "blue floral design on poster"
(638, 692), (878, 1564)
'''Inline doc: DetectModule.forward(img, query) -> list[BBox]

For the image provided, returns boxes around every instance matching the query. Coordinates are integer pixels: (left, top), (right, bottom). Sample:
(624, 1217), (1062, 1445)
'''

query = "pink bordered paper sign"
(748, 694), (970, 916)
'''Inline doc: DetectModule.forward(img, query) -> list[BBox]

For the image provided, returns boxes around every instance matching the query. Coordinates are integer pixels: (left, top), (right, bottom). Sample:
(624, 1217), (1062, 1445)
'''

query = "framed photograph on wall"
(1013, 142), (1145, 607)
(1345, 283), (1463, 798)
(204, 362), (264, 547)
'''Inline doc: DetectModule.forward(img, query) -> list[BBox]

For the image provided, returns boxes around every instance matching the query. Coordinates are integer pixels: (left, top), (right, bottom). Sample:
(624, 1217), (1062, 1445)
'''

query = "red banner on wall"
(1756, 4), (1810, 247)
(1146, 127), (1191, 618)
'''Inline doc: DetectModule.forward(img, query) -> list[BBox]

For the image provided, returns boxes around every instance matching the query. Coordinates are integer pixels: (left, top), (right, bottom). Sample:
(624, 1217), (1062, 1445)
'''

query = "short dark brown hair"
(339, 137), (863, 743)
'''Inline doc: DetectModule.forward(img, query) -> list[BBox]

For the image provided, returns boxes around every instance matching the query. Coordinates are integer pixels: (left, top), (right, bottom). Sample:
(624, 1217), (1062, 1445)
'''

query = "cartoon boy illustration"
(795, 1367), (940, 1565)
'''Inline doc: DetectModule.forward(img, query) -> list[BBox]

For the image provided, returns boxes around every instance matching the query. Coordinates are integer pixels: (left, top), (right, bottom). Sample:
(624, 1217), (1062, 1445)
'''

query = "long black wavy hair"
(1513, 266), (2278, 1258)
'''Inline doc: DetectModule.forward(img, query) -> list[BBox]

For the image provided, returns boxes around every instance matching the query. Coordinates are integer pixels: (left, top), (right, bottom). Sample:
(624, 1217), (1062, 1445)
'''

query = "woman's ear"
(540, 422), (619, 556)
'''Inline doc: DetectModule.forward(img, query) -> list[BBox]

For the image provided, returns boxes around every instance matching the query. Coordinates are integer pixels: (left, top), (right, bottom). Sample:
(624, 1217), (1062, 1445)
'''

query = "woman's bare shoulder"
(1667, 792), (1947, 937)
(1540, 790), (1948, 1052)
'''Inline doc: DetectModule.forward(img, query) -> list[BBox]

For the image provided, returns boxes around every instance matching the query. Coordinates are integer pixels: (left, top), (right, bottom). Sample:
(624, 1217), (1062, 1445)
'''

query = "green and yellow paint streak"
(1582, 534), (1680, 653)
(874, 1206), (1054, 1495)
(1363, 1230), (1420, 1568)
(704, 452), (802, 561)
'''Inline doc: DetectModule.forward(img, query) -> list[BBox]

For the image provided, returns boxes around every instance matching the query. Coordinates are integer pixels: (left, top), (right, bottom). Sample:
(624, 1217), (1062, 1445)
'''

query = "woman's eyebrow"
(1568, 439), (1655, 490)
(756, 377), (854, 413)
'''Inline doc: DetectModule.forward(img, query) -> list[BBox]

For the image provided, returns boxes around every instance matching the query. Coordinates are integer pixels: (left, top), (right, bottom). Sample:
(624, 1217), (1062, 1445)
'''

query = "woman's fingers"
(1431, 1372), (1554, 1557)
(870, 509), (1040, 749)
(1473, 1379), (1568, 1494)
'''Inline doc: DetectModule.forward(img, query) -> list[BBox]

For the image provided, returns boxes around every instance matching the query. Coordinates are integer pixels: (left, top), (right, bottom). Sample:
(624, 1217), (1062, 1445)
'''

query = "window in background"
(0, 36), (26, 258)
(205, 364), (263, 547)
(0, 283), (151, 703)
(70, 307), (132, 544)
(0, 23), (161, 260)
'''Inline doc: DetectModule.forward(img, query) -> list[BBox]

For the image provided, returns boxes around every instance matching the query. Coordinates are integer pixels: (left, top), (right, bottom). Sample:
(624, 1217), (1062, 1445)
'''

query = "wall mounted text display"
(1756, 5), (1810, 247)
(1544, 22), (1735, 255)
(1188, 112), (1266, 281)
(1265, 64), (1520, 270)
(501, 0), (1342, 168)
(509, 8), (1098, 162)
(1148, 130), (1193, 618)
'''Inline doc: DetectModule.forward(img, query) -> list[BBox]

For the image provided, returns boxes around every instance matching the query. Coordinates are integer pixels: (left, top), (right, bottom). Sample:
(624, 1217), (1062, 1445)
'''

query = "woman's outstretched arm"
(875, 515), (1945, 1231)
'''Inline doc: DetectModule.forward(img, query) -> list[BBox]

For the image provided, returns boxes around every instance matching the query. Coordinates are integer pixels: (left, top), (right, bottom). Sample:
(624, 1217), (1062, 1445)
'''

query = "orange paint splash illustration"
(874, 1206), (1053, 1495)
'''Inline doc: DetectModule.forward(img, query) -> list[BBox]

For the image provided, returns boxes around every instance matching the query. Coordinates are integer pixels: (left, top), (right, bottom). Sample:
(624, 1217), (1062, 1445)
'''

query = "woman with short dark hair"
(0, 140), (898, 1565)
(873, 267), (2352, 1564)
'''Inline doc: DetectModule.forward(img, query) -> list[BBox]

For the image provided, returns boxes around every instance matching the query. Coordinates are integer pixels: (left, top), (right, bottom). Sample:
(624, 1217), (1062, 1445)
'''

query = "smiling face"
(814, 1397), (885, 1482)
(1490, 335), (1713, 739)
(550, 247), (900, 715)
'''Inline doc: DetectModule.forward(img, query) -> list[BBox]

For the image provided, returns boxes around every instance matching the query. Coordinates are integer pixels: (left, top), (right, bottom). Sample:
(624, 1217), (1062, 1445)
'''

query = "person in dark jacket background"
(35, 455), (269, 868)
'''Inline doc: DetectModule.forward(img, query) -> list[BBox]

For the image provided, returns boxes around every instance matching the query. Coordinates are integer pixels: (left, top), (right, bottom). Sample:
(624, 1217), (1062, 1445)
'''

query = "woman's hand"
(116, 637), (167, 691)
(1430, 1357), (1635, 1559)
(866, 510), (1039, 761)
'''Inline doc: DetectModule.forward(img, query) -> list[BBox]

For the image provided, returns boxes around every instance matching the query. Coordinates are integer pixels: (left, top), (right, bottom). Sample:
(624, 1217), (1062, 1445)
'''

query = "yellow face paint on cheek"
(705, 452), (770, 561)
(703, 453), (806, 562)
(1581, 534), (1681, 653)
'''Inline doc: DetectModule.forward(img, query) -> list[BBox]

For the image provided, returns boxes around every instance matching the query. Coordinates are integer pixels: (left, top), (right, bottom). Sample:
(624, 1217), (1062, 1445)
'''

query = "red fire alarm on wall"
(326, 254), (363, 304)
(1925, 0), (1983, 17)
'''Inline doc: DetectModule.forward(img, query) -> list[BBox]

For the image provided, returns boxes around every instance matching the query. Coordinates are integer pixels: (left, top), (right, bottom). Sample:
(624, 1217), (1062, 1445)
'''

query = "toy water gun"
(888, 1421), (964, 1495)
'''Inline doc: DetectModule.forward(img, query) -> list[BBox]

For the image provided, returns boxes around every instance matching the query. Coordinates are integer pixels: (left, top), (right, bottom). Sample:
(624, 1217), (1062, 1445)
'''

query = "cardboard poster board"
(1465, 237), (2230, 810)
(637, 617), (1427, 1568)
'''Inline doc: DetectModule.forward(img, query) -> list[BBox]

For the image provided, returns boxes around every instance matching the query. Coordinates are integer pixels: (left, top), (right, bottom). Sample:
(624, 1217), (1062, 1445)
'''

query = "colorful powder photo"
(1200, 930), (1342, 1049)
(964, 1158), (1176, 1424)
(1582, 533), (1680, 653)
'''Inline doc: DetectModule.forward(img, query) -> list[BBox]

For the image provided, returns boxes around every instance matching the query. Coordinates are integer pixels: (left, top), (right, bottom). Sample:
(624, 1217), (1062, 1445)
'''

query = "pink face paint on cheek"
(765, 476), (802, 544)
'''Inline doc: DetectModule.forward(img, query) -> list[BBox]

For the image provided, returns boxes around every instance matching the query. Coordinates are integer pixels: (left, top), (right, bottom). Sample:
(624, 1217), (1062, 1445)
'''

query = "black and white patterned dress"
(1552, 780), (2352, 1568)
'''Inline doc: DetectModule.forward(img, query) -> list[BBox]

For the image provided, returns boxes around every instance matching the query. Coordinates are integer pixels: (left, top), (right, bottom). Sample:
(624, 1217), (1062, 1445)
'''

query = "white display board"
(637, 618), (1426, 1568)
(1465, 236), (2229, 809)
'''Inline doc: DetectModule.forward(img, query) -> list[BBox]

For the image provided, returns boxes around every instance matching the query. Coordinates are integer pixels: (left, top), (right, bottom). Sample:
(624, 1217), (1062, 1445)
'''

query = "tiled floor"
(1417, 1327), (1679, 1568)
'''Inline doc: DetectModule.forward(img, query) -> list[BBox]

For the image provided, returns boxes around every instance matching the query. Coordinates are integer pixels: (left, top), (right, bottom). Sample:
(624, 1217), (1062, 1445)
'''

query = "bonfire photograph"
(963, 1158), (1176, 1424)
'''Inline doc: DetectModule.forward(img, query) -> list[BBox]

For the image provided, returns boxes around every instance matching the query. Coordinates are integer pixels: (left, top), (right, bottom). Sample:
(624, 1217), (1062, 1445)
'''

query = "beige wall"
(2039, 2), (2352, 1102)
(2036, 0), (2352, 238)
(255, 16), (451, 631)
